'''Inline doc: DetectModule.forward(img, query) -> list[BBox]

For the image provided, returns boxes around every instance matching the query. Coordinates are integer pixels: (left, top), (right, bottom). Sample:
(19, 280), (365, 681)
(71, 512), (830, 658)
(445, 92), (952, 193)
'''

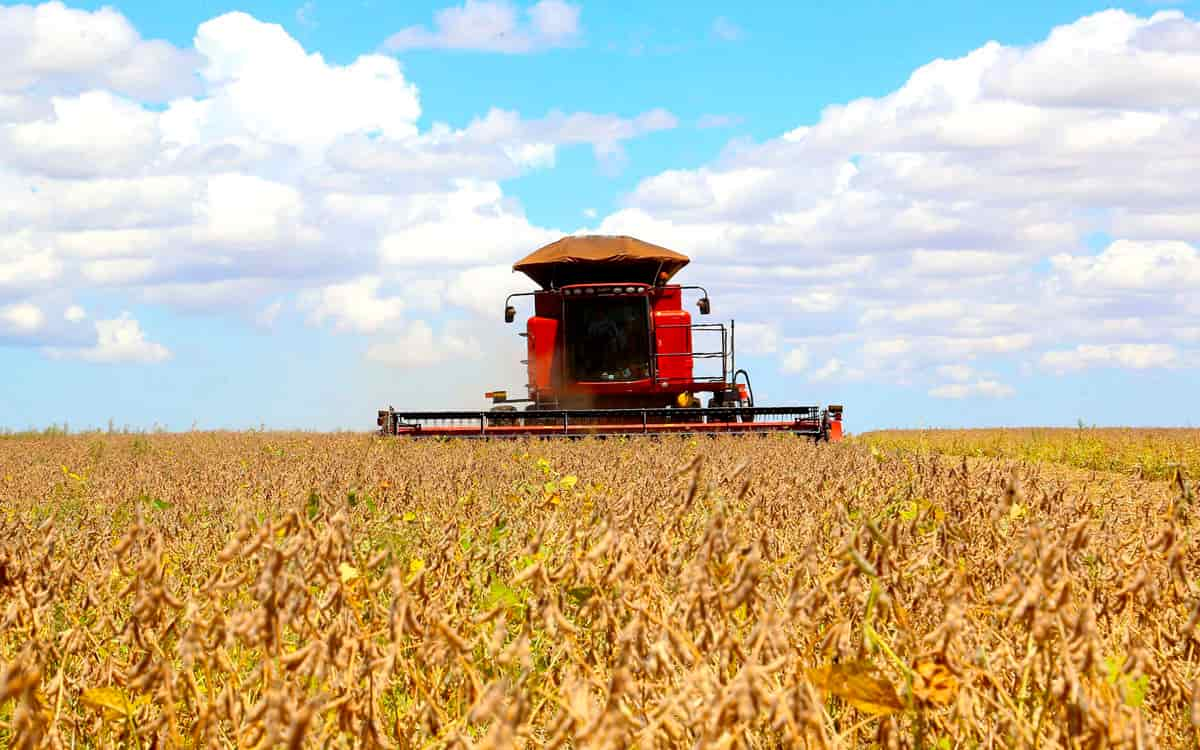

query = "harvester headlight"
(676, 392), (693, 408)
(585, 287), (595, 294)
(625, 286), (636, 293)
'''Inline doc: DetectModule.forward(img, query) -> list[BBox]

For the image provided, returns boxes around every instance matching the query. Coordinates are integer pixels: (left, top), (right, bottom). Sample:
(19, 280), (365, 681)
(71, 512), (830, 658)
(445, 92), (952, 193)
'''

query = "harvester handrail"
(654, 320), (731, 385)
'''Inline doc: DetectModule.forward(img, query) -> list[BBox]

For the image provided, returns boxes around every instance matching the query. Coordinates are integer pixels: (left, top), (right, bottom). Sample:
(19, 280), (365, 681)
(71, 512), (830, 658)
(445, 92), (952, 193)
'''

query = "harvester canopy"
(514, 235), (690, 289)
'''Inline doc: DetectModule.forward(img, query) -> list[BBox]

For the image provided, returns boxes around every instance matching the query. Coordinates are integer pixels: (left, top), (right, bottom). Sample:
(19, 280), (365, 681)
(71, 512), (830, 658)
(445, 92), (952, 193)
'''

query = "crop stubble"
(0, 432), (1198, 748)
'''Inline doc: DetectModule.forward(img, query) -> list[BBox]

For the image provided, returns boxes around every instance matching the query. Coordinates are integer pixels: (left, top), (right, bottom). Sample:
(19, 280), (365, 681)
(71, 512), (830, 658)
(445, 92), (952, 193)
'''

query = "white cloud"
(590, 9), (1200, 390)
(137, 279), (283, 312)
(197, 173), (313, 247)
(46, 314), (170, 363)
(2, 91), (161, 178)
(0, 232), (60, 292)
(810, 358), (843, 382)
(861, 301), (964, 325)
(384, 0), (581, 53)
(163, 12), (420, 153)
(789, 290), (840, 313)
(1040, 343), (1179, 373)
(304, 276), (405, 333)
(64, 305), (86, 322)
(0, 1), (199, 100)
(3, 4), (1200, 397)
(780, 347), (809, 374)
(329, 106), (678, 184)
(402, 280), (450, 313)
(255, 300), (283, 328)
(929, 379), (1015, 399)
(1050, 240), (1200, 293)
(735, 322), (779, 354)
(1112, 208), (1200, 241)
(379, 180), (559, 267)
(936, 364), (973, 382)
(446, 264), (537, 317)
(981, 10), (1200, 109)
(0, 303), (45, 335)
(366, 319), (482, 367)
(528, 0), (580, 40)
(863, 338), (912, 359)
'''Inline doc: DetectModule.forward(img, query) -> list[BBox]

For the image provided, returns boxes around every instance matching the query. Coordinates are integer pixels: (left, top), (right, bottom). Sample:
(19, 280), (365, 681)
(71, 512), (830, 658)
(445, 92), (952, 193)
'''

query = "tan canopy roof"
(513, 235), (690, 289)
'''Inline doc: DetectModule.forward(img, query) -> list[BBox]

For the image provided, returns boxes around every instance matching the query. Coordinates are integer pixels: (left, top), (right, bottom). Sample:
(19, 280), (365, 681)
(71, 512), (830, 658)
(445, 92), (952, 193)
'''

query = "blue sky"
(3, 0), (1199, 431)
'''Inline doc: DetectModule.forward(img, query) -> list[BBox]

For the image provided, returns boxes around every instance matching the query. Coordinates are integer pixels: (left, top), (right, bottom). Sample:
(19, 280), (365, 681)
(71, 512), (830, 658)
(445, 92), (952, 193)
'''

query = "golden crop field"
(1, 431), (1198, 748)
(858, 428), (1200, 481)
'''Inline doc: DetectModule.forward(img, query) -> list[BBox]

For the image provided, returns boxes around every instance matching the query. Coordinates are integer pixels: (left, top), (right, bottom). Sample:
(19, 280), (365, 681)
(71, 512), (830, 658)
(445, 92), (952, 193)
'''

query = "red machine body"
(523, 282), (714, 410)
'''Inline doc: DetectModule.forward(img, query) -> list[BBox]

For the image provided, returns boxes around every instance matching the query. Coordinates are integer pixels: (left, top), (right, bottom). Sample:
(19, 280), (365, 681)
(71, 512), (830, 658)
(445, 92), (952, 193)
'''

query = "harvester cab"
(378, 235), (843, 439)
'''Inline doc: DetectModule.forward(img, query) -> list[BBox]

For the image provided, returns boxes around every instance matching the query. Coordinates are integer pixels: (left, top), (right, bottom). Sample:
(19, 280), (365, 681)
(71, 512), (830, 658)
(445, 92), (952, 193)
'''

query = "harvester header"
(378, 235), (843, 439)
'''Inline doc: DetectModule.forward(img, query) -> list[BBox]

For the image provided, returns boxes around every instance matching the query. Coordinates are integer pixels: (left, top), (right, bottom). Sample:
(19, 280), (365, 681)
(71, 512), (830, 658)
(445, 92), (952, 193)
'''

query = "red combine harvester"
(377, 235), (843, 439)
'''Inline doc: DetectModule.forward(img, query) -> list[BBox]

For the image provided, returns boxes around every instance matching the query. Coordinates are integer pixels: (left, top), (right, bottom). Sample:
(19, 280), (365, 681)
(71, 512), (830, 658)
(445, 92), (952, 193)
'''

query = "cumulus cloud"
(0, 4), (681, 366)
(1049, 240), (1200, 293)
(0, 303), (45, 335)
(330, 106), (678, 183)
(3, 2), (1200, 399)
(197, 173), (315, 247)
(809, 358), (845, 382)
(595, 8), (1200, 386)
(981, 11), (1200, 108)
(378, 181), (560, 268)
(780, 347), (809, 374)
(790, 290), (840, 313)
(384, 0), (581, 53)
(936, 364), (973, 382)
(46, 314), (170, 363)
(446, 264), (537, 317)
(2, 91), (161, 178)
(736, 322), (779, 354)
(929, 380), (1015, 399)
(0, 232), (60, 293)
(303, 276), (406, 333)
(0, 1), (199, 101)
(161, 12), (421, 154)
(1040, 343), (1179, 373)
(366, 319), (483, 367)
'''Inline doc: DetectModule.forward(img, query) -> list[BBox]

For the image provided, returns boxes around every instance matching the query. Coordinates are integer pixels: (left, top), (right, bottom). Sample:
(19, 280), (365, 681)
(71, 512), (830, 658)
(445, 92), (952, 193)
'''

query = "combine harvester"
(378, 235), (843, 439)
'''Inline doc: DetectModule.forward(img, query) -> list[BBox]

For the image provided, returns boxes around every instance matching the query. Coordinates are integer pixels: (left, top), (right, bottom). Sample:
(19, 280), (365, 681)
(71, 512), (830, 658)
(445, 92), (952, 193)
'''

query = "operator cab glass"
(565, 295), (651, 381)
